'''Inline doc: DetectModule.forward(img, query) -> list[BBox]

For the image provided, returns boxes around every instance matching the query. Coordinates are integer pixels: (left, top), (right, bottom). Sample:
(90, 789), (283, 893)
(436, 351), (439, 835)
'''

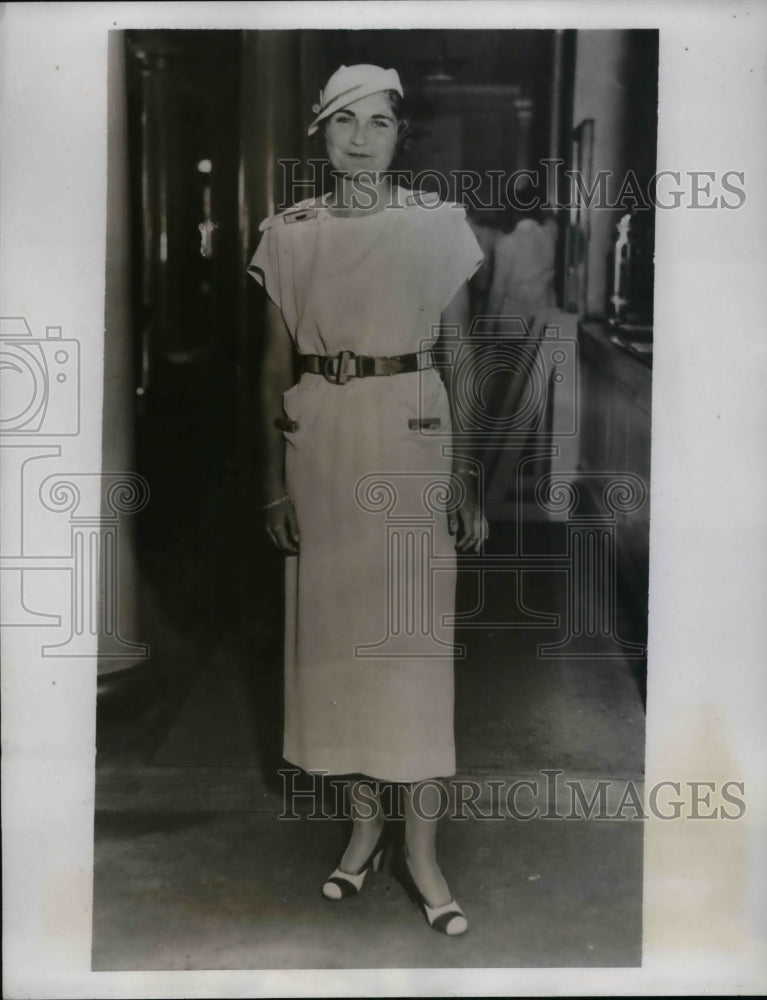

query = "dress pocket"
(388, 368), (446, 422)
(387, 369), (452, 446)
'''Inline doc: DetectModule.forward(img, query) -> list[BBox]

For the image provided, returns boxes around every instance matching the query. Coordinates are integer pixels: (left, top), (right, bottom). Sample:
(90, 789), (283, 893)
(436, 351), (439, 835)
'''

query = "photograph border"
(2, 1), (766, 997)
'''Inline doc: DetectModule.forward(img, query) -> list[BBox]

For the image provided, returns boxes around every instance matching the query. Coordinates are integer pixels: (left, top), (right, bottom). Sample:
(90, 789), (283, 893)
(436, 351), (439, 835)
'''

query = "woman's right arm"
(258, 298), (300, 553)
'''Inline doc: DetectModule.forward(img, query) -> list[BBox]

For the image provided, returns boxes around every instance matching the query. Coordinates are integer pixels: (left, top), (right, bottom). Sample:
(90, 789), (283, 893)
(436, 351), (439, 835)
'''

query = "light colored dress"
(248, 185), (484, 782)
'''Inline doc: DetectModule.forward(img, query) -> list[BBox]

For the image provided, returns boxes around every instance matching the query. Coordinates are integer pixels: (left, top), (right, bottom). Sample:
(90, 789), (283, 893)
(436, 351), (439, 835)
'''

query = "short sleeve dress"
(248, 185), (484, 783)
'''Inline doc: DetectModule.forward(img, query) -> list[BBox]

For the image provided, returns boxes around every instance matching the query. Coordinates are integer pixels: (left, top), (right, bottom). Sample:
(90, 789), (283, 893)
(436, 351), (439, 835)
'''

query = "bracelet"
(262, 494), (290, 510)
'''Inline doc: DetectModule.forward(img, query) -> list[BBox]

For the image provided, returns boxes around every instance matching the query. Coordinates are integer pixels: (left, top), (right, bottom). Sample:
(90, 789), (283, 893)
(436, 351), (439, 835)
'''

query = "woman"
(487, 179), (557, 331)
(248, 64), (487, 937)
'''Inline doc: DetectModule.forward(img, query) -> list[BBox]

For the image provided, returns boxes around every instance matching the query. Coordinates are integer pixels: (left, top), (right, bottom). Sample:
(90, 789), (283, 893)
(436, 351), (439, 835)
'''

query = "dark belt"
(300, 349), (434, 385)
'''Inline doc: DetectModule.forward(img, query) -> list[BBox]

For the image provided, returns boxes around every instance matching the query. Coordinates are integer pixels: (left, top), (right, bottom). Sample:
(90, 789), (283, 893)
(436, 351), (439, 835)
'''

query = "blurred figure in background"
(487, 176), (557, 332)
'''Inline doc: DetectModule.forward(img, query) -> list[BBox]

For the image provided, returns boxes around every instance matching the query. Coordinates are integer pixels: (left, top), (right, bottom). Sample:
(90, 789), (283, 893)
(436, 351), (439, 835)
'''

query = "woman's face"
(324, 91), (399, 178)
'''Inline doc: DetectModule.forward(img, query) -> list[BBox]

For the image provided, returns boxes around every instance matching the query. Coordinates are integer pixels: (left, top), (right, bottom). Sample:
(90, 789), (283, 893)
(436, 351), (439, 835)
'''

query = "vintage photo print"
(2, 2), (766, 997)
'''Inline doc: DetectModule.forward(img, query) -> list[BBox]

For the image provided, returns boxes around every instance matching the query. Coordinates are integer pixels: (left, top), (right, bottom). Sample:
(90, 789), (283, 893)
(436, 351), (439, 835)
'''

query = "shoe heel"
(321, 825), (388, 900)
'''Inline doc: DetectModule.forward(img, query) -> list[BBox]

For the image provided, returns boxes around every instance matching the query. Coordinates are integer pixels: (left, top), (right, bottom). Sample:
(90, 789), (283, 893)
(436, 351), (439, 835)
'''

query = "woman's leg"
(338, 777), (385, 875)
(402, 780), (452, 907)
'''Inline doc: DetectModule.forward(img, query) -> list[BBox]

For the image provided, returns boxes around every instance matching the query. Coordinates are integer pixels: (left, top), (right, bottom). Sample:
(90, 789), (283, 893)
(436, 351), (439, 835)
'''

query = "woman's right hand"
(264, 497), (300, 554)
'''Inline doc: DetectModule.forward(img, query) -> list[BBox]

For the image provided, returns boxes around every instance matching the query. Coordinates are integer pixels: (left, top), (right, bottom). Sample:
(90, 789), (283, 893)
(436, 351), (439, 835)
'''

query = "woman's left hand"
(447, 472), (489, 552)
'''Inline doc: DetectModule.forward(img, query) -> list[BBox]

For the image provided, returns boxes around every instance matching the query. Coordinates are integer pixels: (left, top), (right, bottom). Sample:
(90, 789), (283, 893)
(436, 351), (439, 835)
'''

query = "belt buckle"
(323, 349), (355, 385)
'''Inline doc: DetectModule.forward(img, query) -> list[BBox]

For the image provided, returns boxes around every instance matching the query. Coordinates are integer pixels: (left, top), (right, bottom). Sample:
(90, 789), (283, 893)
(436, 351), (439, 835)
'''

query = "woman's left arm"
(440, 283), (489, 552)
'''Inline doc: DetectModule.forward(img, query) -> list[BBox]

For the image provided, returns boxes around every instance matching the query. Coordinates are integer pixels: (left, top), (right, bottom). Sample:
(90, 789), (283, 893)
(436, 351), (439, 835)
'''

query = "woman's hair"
(310, 90), (412, 154)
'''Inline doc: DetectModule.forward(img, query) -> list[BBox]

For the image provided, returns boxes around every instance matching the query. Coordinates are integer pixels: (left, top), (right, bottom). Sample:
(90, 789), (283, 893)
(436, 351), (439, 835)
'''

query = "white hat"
(308, 64), (404, 136)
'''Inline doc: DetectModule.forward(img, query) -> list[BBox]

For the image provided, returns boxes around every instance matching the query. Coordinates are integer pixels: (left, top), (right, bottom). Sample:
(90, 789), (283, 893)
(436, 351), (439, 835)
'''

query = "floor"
(92, 805), (642, 970)
(92, 519), (647, 970)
